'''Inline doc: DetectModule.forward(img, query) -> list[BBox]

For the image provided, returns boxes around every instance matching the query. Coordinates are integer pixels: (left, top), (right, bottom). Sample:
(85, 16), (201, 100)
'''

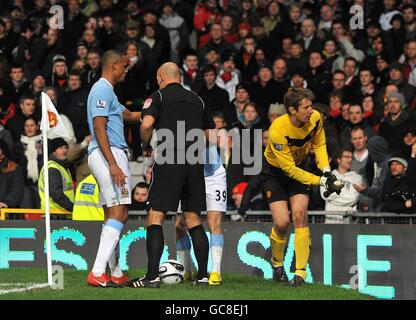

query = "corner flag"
(40, 92), (70, 286)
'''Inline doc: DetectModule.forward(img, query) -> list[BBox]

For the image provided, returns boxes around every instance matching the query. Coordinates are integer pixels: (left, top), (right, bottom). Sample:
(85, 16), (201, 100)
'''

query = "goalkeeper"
(261, 88), (344, 286)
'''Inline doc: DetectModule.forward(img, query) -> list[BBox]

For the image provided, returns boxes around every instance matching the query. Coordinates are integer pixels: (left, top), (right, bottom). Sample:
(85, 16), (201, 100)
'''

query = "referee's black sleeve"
(141, 91), (161, 120)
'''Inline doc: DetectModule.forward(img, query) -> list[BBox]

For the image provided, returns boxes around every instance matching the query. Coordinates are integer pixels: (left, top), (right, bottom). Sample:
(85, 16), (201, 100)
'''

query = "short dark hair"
(403, 4), (415, 13)
(359, 67), (373, 75)
(351, 125), (366, 136)
(19, 94), (35, 105)
(344, 57), (357, 65)
(332, 69), (346, 78)
(283, 88), (315, 113)
(135, 182), (149, 190)
(202, 63), (217, 76)
(10, 62), (23, 71)
(68, 70), (81, 78)
(212, 110), (224, 120)
(333, 147), (353, 160)
(349, 103), (364, 113)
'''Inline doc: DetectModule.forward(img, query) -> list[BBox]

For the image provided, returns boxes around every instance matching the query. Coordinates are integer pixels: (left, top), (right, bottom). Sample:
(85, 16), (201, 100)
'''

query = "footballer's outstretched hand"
(320, 171), (345, 197)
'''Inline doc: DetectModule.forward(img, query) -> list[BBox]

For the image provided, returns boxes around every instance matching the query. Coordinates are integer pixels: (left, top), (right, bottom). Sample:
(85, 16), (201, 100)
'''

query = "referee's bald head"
(157, 62), (181, 88)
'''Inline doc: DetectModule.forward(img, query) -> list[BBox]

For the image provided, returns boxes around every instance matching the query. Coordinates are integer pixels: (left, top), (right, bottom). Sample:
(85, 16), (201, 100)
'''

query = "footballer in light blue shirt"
(87, 77), (128, 154)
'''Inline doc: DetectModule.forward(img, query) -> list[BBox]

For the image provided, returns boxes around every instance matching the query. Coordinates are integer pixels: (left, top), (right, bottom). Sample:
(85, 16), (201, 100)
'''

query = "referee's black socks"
(188, 224), (209, 280)
(146, 224), (164, 280)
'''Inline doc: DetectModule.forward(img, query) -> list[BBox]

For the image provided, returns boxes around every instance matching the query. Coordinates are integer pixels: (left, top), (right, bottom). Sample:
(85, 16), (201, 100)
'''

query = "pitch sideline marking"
(0, 283), (50, 295)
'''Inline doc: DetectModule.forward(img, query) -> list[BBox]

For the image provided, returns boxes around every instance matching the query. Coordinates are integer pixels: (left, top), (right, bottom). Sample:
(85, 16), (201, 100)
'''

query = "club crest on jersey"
(274, 143), (283, 151)
(96, 100), (106, 109)
(143, 98), (152, 110)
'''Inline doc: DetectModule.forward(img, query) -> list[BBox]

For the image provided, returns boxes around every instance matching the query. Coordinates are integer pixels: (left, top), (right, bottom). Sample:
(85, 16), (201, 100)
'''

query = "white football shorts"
(88, 146), (132, 208)
(177, 166), (227, 213)
(205, 166), (227, 213)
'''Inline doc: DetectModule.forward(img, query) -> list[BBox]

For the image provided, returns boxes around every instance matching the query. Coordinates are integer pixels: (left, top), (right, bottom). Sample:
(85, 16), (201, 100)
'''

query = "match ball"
(159, 259), (185, 284)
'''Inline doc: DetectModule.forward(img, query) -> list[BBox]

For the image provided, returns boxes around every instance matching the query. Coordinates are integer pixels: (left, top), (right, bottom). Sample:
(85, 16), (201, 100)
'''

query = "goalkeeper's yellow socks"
(294, 226), (311, 280)
(269, 227), (287, 268)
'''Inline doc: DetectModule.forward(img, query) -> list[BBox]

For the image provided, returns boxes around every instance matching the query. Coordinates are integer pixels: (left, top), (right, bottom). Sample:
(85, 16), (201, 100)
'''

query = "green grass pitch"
(0, 268), (374, 300)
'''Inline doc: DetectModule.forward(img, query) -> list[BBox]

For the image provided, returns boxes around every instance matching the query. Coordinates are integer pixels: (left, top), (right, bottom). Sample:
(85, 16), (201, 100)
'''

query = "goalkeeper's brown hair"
(283, 87), (315, 113)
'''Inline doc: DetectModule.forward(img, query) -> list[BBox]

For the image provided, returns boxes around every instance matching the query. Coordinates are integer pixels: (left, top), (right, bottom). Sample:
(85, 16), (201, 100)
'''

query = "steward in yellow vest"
(38, 138), (74, 214)
(72, 174), (104, 220)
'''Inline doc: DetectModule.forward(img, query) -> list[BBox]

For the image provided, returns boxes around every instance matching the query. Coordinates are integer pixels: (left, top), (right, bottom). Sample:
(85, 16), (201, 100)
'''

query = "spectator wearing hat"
(387, 61), (416, 105)
(48, 54), (68, 106)
(381, 156), (416, 213)
(0, 139), (24, 210)
(374, 53), (391, 87)
(35, 28), (65, 77)
(234, 22), (252, 51)
(398, 127), (416, 160)
(251, 61), (286, 123)
(289, 68), (308, 90)
(380, 92), (416, 153)
(196, 64), (229, 113)
(38, 138), (74, 214)
(305, 51), (331, 103)
(216, 50), (241, 102)
(194, 0), (223, 48)
(199, 23), (236, 62)
(379, 0), (401, 32)
(223, 82), (250, 128)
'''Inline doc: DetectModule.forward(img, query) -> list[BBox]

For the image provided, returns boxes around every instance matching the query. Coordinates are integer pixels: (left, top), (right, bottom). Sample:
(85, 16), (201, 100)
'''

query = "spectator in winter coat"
(216, 50), (241, 102)
(380, 92), (416, 153)
(320, 148), (364, 223)
(382, 157), (416, 213)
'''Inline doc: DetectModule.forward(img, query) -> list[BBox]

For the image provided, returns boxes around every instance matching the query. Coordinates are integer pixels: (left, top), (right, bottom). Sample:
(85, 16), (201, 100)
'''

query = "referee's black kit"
(142, 83), (215, 213)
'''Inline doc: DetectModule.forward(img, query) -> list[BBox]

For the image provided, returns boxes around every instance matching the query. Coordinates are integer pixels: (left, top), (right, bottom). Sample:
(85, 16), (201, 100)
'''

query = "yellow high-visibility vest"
(72, 175), (104, 221)
(39, 160), (75, 211)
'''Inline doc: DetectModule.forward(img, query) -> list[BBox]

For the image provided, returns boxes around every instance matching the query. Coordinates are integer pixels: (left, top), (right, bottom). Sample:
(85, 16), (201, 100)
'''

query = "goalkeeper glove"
(320, 171), (345, 197)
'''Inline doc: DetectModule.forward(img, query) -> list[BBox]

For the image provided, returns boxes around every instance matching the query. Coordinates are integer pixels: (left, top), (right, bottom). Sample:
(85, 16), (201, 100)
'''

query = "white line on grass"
(0, 283), (50, 295)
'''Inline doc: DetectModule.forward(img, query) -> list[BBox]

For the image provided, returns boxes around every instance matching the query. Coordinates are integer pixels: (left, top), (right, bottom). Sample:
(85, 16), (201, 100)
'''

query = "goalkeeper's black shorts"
(260, 159), (311, 204)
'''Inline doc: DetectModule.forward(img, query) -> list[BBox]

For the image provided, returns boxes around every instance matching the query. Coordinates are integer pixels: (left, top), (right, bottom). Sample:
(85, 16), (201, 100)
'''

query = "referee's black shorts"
(147, 163), (206, 213)
(260, 159), (311, 205)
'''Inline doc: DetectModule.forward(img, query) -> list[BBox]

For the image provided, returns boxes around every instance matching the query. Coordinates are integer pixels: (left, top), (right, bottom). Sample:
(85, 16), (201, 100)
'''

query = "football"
(158, 260), (185, 284)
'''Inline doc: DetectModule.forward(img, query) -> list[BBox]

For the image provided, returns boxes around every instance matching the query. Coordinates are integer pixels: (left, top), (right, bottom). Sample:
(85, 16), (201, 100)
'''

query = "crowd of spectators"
(0, 0), (416, 220)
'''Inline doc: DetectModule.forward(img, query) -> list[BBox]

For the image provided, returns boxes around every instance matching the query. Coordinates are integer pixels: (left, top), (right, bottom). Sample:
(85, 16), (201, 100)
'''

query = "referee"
(126, 62), (215, 288)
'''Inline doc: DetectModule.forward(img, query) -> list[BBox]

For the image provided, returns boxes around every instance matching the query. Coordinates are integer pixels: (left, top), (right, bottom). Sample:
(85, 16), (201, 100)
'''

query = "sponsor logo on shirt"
(274, 143), (283, 151)
(96, 100), (107, 109)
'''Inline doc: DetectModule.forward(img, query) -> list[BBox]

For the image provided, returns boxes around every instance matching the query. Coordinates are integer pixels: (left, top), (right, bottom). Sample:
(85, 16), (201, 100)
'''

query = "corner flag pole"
(41, 93), (53, 286)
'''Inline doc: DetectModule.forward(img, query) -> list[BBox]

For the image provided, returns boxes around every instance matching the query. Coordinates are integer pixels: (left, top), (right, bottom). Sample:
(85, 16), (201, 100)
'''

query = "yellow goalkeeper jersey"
(264, 110), (329, 185)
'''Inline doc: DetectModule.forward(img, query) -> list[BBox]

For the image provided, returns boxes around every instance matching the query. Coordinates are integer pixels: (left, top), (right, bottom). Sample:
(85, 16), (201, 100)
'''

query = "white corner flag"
(40, 92), (70, 286)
